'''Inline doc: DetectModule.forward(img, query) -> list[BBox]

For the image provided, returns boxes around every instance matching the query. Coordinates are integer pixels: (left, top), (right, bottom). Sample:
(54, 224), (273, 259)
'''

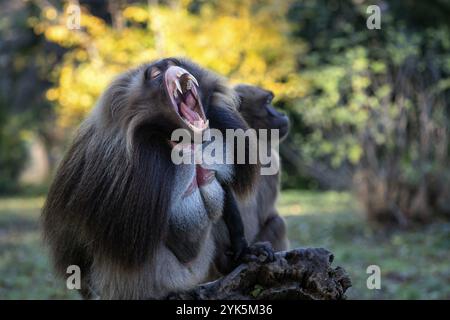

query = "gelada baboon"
(211, 84), (290, 276)
(42, 58), (259, 299)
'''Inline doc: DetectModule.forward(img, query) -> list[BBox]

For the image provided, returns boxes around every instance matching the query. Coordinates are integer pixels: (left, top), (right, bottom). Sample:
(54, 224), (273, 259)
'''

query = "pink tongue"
(180, 102), (200, 123)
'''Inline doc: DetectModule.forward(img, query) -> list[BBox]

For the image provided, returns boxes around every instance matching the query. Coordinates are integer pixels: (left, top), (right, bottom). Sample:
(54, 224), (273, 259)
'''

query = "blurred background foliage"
(0, 0), (449, 299)
(32, 0), (306, 128)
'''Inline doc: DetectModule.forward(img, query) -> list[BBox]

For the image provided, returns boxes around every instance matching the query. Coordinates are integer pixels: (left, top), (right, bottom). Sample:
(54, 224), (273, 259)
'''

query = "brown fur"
(211, 84), (290, 276)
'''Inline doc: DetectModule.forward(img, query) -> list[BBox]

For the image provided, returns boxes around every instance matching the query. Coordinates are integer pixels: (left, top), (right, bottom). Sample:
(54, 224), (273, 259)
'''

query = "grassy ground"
(0, 191), (449, 299)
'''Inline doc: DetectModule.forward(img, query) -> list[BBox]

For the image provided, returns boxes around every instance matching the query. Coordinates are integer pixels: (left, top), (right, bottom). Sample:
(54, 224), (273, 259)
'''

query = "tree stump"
(170, 247), (352, 300)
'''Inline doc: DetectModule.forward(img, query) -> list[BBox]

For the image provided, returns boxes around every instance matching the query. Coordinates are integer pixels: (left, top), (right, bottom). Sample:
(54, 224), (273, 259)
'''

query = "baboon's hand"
(240, 241), (275, 263)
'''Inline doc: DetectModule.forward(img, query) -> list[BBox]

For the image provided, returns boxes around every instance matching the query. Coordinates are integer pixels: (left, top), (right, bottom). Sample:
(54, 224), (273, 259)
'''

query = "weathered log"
(170, 247), (352, 300)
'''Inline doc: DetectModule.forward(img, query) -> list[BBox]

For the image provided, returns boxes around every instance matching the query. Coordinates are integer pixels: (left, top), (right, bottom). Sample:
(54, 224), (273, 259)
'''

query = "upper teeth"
(189, 75), (199, 87)
(175, 80), (183, 94)
(174, 73), (199, 96)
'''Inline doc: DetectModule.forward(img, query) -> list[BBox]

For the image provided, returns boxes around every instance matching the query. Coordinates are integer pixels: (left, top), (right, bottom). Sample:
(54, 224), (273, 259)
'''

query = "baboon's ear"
(233, 84), (248, 111)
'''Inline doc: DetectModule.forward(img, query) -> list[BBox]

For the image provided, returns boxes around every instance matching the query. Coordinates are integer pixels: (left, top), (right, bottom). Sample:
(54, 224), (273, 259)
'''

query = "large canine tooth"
(174, 90), (178, 98)
(189, 75), (199, 87)
(186, 80), (192, 90)
(175, 79), (183, 94)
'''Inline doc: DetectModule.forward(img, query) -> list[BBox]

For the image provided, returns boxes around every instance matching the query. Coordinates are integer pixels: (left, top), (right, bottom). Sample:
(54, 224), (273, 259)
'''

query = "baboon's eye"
(145, 66), (161, 81)
(150, 67), (161, 79)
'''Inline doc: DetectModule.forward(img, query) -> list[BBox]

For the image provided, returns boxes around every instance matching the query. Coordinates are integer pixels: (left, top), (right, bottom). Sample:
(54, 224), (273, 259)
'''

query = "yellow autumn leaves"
(32, 1), (306, 129)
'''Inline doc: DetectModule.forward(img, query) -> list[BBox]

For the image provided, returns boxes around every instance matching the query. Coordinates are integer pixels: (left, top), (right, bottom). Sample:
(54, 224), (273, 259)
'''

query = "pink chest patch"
(183, 165), (216, 198)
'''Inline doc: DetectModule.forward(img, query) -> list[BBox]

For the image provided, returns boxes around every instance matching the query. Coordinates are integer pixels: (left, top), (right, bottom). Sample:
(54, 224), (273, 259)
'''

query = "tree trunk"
(169, 247), (352, 300)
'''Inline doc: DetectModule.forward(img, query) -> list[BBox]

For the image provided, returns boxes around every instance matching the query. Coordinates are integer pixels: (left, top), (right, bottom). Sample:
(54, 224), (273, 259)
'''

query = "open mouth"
(165, 66), (208, 133)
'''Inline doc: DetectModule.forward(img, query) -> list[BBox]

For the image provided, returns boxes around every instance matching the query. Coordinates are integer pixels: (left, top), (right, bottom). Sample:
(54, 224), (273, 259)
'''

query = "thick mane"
(42, 68), (176, 273)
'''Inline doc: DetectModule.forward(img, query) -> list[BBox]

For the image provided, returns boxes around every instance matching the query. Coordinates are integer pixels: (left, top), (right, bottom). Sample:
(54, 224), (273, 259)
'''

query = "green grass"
(0, 192), (449, 299)
(0, 197), (78, 299)
(279, 191), (450, 299)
